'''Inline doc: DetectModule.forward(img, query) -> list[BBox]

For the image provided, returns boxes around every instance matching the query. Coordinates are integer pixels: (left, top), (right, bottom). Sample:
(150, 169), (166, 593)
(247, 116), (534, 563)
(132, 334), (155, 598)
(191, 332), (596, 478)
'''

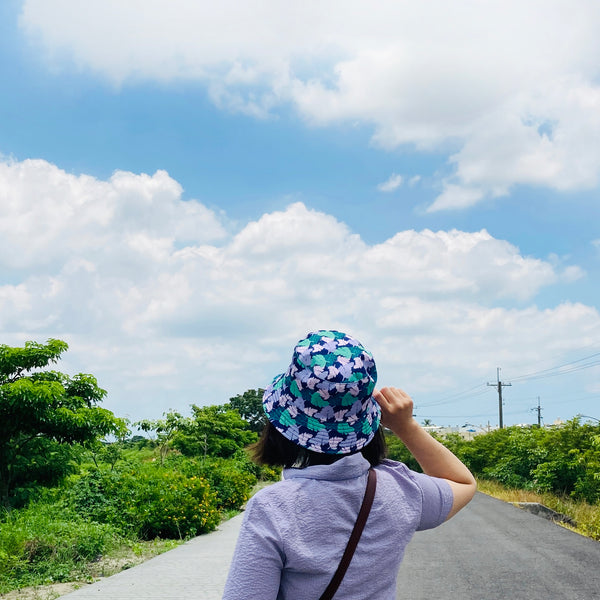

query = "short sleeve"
(409, 471), (454, 530)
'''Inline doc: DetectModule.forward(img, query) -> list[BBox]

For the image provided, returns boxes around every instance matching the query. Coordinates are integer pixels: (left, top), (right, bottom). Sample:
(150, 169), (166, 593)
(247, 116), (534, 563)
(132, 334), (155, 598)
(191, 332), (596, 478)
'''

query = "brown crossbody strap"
(318, 468), (377, 600)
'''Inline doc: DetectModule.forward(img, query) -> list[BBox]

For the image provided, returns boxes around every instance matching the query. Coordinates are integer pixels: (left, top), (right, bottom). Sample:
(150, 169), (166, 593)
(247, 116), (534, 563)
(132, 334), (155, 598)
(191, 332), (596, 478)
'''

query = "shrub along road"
(61, 492), (600, 600)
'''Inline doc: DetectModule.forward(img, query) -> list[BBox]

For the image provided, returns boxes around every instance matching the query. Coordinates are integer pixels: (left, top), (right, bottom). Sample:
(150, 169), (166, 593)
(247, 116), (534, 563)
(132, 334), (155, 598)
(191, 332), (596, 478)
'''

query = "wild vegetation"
(439, 420), (600, 505)
(1, 339), (598, 594)
(0, 339), (127, 508)
(0, 341), (275, 593)
(387, 420), (600, 539)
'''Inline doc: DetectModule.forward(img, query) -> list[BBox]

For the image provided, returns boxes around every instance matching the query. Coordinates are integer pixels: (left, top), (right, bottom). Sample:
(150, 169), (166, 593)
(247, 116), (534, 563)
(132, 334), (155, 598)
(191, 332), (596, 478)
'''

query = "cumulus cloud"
(19, 1), (600, 209)
(0, 159), (226, 339)
(1, 157), (597, 420)
(0, 159), (225, 272)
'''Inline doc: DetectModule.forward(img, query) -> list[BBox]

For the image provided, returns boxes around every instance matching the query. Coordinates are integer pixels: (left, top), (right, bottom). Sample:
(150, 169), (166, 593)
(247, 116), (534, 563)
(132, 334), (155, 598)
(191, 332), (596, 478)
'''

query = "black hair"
(251, 421), (387, 469)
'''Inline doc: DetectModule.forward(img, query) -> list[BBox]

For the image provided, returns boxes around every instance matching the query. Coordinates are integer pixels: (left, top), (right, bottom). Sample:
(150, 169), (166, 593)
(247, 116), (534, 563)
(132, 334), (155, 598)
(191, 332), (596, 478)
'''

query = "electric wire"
(416, 384), (490, 408)
(507, 351), (600, 383)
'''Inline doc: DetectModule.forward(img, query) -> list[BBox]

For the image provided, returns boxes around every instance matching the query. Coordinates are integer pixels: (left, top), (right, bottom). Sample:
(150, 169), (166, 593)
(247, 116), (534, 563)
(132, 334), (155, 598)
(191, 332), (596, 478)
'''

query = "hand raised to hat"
(374, 386), (477, 520)
(373, 387), (417, 438)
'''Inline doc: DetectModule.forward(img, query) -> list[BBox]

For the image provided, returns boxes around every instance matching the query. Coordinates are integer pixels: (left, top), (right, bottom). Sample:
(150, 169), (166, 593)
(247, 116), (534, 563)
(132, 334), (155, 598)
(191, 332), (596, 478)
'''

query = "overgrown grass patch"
(0, 498), (183, 595)
(477, 478), (600, 541)
(0, 537), (181, 598)
(0, 502), (122, 594)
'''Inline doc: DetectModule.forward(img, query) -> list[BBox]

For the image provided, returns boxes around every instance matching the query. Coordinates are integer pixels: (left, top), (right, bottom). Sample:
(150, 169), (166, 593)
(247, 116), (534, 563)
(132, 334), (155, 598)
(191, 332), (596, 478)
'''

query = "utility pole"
(487, 367), (511, 428)
(533, 396), (542, 427)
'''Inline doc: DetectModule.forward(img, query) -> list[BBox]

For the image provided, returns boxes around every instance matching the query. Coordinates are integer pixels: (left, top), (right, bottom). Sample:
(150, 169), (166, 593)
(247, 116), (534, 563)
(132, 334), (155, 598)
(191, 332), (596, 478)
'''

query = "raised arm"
(374, 386), (477, 519)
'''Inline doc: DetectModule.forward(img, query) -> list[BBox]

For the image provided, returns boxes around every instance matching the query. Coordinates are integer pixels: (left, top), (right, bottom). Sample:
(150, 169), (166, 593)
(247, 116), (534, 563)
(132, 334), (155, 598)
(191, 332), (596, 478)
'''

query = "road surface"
(398, 493), (600, 599)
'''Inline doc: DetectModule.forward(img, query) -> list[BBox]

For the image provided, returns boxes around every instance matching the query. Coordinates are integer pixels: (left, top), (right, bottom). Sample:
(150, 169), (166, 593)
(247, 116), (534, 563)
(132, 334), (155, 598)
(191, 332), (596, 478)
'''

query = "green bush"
(164, 454), (259, 511)
(228, 448), (281, 483)
(435, 420), (600, 505)
(535, 422), (600, 502)
(196, 459), (256, 510)
(66, 466), (221, 539)
(385, 433), (421, 472)
(133, 470), (220, 538)
(0, 501), (120, 593)
(482, 427), (547, 489)
(65, 469), (129, 532)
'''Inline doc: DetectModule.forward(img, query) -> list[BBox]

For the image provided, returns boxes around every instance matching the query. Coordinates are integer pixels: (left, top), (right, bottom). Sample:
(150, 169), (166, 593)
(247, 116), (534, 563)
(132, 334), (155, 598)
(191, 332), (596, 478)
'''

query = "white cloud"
(427, 184), (485, 212)
(0, 159), (225, 273)
(1, 157), (598, 421)
(20, 1), (600, 209)
(377, 173), (403, 192)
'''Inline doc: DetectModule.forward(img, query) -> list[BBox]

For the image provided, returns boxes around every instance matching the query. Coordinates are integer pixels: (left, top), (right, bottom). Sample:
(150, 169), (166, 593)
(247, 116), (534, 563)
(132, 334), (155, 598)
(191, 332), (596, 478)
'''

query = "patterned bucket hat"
(262, 330), (381, 454)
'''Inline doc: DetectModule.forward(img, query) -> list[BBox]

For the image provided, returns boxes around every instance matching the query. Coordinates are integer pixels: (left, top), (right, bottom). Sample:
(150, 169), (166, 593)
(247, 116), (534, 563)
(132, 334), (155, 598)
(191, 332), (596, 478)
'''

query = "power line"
(502, 340), (600, 376)
(508, 351), (600, 383)
(416, 383), (489, 408)
(416, 412), (496, 420)
(537, 393), (600, 406)
(416, 408), (527, 420)
(415, 349), (600, 422)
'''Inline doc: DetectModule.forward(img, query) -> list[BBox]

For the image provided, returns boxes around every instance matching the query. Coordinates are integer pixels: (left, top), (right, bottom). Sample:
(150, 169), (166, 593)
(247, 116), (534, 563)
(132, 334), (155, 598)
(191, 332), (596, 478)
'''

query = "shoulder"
(375, 459), (453, 529)
(375, 459), (452, 501)
(245, 479), (300, 513)
(375, 458), (420, 482)
(372, 459), (425, 507)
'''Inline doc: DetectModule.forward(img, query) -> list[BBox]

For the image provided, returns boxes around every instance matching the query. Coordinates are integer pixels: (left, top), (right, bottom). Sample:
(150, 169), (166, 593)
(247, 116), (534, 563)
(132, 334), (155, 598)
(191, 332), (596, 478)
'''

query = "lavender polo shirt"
(222, 453), (453, 600)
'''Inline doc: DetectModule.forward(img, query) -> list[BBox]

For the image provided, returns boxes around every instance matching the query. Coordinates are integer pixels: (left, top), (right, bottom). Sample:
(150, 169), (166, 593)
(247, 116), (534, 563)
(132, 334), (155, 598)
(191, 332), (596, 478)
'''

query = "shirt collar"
(283, 453), (370, 482)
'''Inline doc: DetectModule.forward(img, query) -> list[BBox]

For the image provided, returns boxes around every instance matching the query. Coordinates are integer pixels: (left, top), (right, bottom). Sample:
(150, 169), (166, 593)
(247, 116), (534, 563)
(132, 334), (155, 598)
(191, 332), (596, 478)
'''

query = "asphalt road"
(397, 492), (600, 599)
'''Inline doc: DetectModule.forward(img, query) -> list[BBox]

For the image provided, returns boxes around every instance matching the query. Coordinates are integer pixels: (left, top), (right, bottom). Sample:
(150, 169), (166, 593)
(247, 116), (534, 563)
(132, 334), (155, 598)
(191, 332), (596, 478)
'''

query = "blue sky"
(1, 1), (599, 427)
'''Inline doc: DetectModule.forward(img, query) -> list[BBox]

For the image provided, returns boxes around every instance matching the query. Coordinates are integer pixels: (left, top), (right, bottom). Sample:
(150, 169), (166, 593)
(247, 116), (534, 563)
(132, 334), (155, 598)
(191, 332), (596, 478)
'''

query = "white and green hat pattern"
(263, 330), (381, 454)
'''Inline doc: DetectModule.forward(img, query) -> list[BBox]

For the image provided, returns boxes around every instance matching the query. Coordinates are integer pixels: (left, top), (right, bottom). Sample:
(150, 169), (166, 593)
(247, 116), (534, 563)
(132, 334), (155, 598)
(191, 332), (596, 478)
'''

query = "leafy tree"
(88, 440), (125, 471)
(173, 405), (258, 459)
(226, 388), (266, 433)
(137, 411), (186, 466)
(483, 426), (547, 488)
(455, 426), (513, 475)
(0, 339), (127, 507)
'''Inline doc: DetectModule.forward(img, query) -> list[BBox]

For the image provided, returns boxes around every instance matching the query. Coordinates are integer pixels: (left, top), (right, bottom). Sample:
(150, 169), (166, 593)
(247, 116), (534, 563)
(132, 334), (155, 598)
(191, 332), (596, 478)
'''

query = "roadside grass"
(0, 471), (274, 598)
(0, 499), (182, 596)
(0, 538), (181, 600)
(477, 478), (600, 541)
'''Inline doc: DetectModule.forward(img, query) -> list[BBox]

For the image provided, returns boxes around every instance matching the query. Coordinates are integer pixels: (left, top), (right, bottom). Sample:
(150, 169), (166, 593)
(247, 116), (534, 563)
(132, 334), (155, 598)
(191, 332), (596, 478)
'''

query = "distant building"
(423, 425), (493, 439)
